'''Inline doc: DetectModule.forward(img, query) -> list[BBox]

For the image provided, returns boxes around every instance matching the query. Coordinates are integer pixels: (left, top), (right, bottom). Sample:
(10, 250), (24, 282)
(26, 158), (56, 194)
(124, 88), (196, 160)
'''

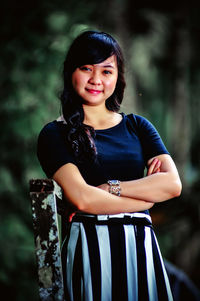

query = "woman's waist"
(71, 211), (152, 226)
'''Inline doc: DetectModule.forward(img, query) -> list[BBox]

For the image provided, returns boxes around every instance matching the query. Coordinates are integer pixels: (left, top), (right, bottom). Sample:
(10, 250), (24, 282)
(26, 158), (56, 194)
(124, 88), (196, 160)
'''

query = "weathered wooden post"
(30, 179), (66, 301)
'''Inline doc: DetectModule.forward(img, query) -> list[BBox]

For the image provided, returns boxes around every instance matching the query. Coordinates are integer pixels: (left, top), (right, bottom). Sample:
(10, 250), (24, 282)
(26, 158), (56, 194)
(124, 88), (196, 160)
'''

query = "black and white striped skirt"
(61, 212), (173, 301)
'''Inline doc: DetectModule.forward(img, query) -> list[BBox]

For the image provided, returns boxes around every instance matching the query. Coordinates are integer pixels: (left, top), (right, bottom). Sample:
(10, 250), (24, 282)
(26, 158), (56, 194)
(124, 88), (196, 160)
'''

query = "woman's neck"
(82, 104), (122, 130)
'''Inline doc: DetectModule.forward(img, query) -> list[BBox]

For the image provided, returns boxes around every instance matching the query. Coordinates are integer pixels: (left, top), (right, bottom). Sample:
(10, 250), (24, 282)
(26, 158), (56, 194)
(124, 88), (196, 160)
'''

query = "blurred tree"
(164, 6), (191, 187)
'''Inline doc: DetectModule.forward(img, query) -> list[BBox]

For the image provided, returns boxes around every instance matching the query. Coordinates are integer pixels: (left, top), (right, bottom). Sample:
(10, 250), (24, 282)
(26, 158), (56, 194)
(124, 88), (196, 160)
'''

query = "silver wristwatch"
(107, 180), (121, 196)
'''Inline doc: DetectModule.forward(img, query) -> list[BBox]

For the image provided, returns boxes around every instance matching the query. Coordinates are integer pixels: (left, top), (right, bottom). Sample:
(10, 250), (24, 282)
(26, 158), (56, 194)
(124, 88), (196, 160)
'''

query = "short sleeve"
(37, 121), (76, 178)
(134, 114), (169, 164)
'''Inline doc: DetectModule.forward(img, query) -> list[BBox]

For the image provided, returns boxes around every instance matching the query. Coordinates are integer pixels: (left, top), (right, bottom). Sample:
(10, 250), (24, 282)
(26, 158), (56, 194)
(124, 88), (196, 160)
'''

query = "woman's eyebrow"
(95, 63), (115, 68)
(93, 62), (116, 68)
(102, 64), (115, 68)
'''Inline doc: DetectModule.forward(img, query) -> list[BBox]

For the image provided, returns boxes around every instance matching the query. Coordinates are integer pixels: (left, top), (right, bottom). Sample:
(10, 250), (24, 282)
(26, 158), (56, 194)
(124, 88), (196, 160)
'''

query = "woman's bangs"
(74, 37), (115, 68)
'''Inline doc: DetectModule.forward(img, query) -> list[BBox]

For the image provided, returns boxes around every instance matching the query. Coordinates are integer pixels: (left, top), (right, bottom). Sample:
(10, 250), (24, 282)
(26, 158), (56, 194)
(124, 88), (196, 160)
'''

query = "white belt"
(76, 212), (152, 223)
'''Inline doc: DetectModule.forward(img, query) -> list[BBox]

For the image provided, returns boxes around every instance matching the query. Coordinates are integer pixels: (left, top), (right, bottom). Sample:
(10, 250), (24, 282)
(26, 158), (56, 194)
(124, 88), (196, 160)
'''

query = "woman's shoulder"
(124, 113), (153, 130)
(125, 113), (150, 122)
(39, 117), (66, 138)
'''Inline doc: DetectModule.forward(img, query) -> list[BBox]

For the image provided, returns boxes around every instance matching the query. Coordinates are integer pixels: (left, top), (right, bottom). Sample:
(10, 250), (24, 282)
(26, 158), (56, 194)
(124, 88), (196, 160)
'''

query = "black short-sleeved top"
(37, 113), (169, 187)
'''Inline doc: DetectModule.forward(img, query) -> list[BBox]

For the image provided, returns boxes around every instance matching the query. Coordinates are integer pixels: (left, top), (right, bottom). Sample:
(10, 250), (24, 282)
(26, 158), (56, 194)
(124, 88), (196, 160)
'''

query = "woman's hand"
(119, 154), (182, 203)
(147, 157), (161, 176)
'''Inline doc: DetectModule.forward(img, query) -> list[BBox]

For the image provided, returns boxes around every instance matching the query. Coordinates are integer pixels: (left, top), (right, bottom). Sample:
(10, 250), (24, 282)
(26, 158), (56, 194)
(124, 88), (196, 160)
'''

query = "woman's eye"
(80, 66), (91, 71)
(103, 70), (112, 75)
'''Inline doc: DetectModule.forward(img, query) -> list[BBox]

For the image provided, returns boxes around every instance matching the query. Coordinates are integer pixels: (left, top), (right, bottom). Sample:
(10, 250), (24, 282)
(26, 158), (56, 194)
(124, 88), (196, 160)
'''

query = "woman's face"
(71, 55), (118, 106)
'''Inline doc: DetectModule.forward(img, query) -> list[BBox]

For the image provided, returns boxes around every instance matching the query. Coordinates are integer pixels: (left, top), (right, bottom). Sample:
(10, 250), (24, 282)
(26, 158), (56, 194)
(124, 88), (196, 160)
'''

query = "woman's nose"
(88, 71), (101, 85)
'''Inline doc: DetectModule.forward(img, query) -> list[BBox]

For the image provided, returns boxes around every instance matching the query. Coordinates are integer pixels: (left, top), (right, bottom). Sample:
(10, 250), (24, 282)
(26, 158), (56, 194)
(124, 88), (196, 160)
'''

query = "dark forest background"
(0, 0), (200, 300)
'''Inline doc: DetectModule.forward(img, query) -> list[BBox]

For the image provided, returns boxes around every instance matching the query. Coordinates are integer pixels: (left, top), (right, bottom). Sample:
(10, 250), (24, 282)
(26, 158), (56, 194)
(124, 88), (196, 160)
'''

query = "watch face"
(108, 180), (119, 185)
(112, 180), (119, 185)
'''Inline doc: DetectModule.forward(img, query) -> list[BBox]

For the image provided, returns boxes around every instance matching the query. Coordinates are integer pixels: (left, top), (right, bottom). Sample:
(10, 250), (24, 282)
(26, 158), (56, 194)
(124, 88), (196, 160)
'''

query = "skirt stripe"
(144, 227), (158, 301)
(151, 230), (173, 301)
(65, 222), (80, 300)
(108, 223), (128, 301)
(95, 225), (112, 301)
(83, 222), (101, 301)
(124, 225), (138, 301)
(61, 223), (72, 301)
(151, 231), (173, 301)
(72, 233), (83, 301)
(79, 223), (93, 301)
(135, 225), (149, 301)
(62, 213), (174, 301)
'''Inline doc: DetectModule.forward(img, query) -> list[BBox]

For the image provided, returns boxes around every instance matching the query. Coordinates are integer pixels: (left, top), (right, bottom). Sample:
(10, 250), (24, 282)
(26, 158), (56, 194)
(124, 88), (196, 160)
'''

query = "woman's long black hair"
(60, 31), (126, 162)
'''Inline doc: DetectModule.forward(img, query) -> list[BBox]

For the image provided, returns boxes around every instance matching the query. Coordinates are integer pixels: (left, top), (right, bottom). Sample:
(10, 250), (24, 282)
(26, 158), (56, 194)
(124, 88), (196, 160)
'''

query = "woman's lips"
(86, 88), (102, 95)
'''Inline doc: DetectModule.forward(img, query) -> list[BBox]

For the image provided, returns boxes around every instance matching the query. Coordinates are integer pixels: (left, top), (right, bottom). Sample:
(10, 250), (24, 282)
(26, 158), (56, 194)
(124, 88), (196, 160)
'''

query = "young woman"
(37, 31), (182, 301)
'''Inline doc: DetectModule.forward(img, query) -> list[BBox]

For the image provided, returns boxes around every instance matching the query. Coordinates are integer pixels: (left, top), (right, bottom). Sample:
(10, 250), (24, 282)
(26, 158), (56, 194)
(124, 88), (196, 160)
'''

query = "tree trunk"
(170, 10), (190, 188)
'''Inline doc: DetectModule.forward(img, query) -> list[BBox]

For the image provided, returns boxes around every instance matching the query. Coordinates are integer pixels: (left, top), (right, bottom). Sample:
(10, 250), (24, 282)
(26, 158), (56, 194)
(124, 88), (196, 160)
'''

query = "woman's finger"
(154, 160), (161, 173)
(147, 158), (162, 176)
(147, 158), (158, 176)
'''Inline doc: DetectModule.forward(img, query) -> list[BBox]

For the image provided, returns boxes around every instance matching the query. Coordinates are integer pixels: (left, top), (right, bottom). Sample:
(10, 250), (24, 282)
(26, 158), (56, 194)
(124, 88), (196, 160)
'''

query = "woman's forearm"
(98, 154), (182, 203)
(120, 154), (182, 203)
(53, 163), (154, 215)
(120, 172), (181, 202)
(76, 184), (154, 214)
